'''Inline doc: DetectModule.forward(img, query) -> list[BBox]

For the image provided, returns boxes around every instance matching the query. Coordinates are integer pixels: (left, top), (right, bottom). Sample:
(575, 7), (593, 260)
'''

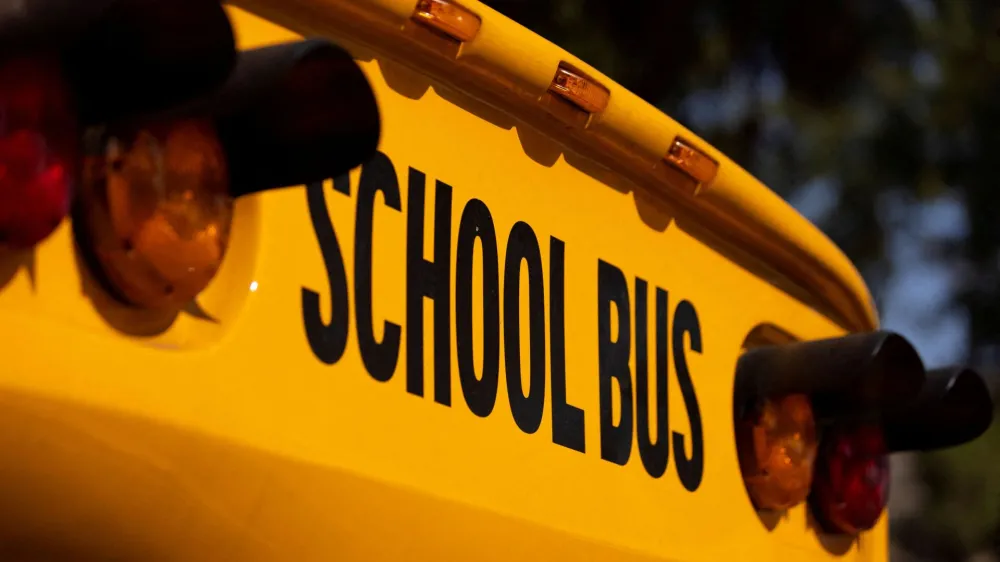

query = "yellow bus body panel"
(0, 1), (886, 561)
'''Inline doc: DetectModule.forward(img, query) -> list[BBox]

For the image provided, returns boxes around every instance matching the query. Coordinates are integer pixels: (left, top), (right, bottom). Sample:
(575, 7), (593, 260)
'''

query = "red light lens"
(0, 56), (78, 249)
(812, 424), (889, 535)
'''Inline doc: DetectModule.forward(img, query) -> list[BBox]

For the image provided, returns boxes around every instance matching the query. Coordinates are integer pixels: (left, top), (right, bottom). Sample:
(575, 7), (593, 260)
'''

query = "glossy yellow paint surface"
(0, 2), (887, 561)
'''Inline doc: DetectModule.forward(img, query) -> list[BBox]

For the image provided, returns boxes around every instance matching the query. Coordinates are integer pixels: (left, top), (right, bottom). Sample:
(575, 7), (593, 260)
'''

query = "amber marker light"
(665, 137), (719, 186)
(548, 63), (611, 114)
(412, 0), (482, 42)
(736, 393), (819, 511)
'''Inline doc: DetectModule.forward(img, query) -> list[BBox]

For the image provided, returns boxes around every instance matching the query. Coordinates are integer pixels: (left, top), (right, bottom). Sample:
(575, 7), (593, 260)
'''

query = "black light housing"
(735, 331), (926, 423)
(0, 0), (237, 251)
(0, 0), (237, 124)
(70, 37), (382, 312)
(197, 39), (382, 197)
(884, 366), (994, 453)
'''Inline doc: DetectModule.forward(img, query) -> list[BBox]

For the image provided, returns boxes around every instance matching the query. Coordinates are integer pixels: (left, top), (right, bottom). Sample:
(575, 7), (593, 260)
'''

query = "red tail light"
(736, 332), (993, 538)
(0, 56), (78, 249)
(811, 424), (889, 535)
(734, 331), (928, 536)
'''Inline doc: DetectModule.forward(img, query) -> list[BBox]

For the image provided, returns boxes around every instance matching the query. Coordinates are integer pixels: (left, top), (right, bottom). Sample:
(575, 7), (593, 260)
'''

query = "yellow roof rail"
(230, 0), (879, 332)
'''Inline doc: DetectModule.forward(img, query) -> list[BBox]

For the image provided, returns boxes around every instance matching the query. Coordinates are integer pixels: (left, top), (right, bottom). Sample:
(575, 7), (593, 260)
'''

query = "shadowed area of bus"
(806, 509), (855, 557)
(0, 538), (144, 562)
(0, 390), (672, 562)
(563, 151), (678, 233)
(436, 84), (518, 131)
(71, 239), (179, 337)
(516, 124), (563, 167)
(0, 249), (34, 292)
(376, 57), (432, 101)
(183, 300), (220, 323)
(756, 509), (781, 532)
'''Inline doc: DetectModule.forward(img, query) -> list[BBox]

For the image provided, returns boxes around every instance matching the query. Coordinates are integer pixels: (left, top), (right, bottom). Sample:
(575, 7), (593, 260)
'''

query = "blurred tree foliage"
(482, 0), (1000, 558)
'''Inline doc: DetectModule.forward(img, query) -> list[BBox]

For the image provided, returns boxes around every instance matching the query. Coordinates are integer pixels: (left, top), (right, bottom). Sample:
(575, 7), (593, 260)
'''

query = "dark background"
(481, 1), (1000, 559)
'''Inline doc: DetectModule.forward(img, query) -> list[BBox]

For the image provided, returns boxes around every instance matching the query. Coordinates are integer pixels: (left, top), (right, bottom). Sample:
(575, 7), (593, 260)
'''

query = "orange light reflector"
(548, 64), (611, 114)
(665, 137), (719, 185)
(78, 118), (233, 309)
(412, 0), (481, 42)
(737, 394), (818, 511)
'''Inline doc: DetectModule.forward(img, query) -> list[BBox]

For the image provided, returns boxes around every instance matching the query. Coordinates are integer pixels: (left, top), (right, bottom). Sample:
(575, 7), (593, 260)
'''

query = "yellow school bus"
(0, 0), (992, 560)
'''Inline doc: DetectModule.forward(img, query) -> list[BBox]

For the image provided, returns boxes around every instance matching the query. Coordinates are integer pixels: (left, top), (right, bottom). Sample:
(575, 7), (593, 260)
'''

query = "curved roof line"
(231, 0), (879, 332)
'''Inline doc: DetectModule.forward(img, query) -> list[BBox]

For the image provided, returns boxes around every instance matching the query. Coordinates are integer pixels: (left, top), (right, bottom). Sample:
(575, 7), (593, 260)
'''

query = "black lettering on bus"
(406, 168), (453, 405)
(550, 237), (585, 453)
(673, 299), (704, 492)
(504, 221), (547, 435)
(636, 280), (669, 478)
(302, 153), (701, 482)
(456, 198), (501, 418)
(597, 259), (633, 466)
(355, 151), (402, 382)
(302, 174), (351, 365)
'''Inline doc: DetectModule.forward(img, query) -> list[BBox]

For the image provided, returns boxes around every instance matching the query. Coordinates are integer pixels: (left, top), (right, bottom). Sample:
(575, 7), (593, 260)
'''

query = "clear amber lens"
(665, 137), (718, 185)
(737, 394), (818, 510)
(78, 118), (232, 309)
(548, 64), (611, 114)
(412, 0), (482, 42)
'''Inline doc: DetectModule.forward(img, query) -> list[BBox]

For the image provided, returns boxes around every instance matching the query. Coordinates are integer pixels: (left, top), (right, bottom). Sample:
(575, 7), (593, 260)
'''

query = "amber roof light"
(412, 0), (481, 42)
